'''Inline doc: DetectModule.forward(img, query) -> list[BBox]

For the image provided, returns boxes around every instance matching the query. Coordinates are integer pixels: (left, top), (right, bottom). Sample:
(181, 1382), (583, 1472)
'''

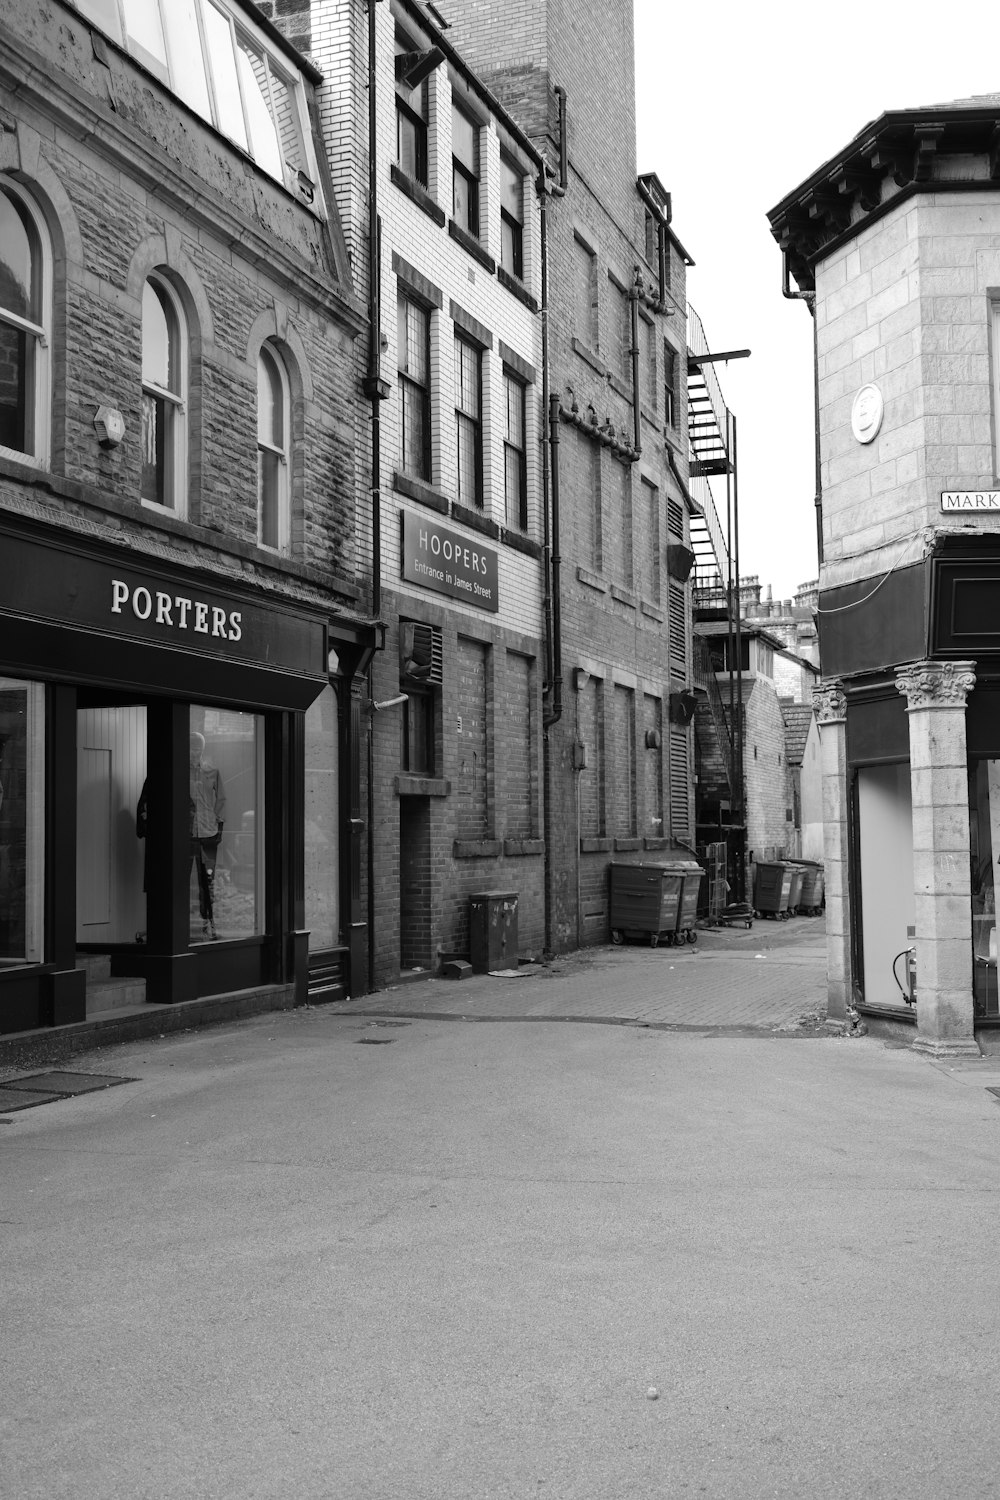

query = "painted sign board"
(941, 491), (1000, 511)
(400, 509), (499, 612)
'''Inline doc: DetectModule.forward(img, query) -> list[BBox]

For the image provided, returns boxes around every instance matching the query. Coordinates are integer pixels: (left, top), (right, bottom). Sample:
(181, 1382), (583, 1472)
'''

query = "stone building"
(770, 95), (1000, 1051)
(438, 0), (702, 951)
(0, 0), (375, 1036)
(308, 0), (547, 983)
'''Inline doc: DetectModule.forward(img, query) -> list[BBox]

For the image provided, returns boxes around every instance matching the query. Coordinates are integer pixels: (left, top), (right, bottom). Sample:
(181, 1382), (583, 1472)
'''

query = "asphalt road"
(3, 1004), (1000, 1499)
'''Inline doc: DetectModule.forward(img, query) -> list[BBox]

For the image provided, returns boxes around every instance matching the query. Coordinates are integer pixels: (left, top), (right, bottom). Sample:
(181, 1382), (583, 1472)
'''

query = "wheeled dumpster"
(785, 864), (805, 917)
(795, 860), (825, 914)
(609, 863), (684, 947)
(753, 861), (794, 919)
(674, 864), (705, 944)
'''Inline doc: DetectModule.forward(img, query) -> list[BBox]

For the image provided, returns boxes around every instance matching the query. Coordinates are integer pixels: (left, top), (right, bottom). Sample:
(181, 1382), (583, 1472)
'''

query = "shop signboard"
(400, 509), (499, 613)
(942, 491), (1000, 511)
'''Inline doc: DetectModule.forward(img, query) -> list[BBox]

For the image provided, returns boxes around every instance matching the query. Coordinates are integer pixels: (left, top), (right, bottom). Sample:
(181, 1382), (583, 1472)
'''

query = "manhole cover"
(0, 1071), (136, 1114)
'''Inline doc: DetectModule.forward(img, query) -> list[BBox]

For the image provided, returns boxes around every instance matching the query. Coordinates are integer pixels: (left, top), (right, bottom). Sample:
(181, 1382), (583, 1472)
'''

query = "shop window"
(452, 105), (479, 238)
(0, 678), (45, 966)
(971, 759), (1000, 1020)
(189, 707), (264, 945)
(69, 0), (313, 196)
(397, 293), (431, 480)
(0, 180), (50, 466)
(500, 156), (524, 280)
(503, 369), (527, 530)
(257, 341), (290, 553)
(454, 332), (482, 507)
(395, 33), (429, 187)
(304, 684), (339, 951)
(141, 274), (186, 514)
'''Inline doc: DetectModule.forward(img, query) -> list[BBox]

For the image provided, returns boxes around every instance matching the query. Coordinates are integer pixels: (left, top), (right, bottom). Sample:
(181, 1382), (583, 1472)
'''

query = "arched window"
(257, 342), (290, 551)
(141, 274), (186, 513)
(0, 180), (51, 464)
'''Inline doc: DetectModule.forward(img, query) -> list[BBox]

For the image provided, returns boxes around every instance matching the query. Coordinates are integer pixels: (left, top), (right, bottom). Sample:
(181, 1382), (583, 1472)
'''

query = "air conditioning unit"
(399, 622), (443, 687)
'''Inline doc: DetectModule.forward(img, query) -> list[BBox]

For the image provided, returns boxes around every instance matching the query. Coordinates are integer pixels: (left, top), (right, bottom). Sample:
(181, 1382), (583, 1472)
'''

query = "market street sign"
(400, 509), (499, 612)
(941, 491), (1000, 511)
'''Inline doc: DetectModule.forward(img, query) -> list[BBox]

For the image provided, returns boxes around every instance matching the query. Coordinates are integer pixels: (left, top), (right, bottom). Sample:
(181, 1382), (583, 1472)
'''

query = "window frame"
(397, 292), (432, 481)
(499, 155), (524, 280)
(503, 367), (528, 531)
(0, 179), (52, 468)
(395, 34), (429, 188)
(140, 272), (187, 517)
(454, 331), (483, 508)
(451, 103), (480, 239)
(664, 340), (679, 430)
(257, 340), (291, 554)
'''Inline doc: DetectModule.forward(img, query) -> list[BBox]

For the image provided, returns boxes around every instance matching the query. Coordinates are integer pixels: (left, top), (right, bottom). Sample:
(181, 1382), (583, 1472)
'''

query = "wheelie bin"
(753, 861), (794, 919)
(673, 863), (705, 944)
(609, 863), (684, 947)
(784, 863), (805, 918)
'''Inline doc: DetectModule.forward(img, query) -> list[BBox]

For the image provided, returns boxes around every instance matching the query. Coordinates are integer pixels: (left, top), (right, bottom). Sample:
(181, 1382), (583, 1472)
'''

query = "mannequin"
(189, 731), (226, 939)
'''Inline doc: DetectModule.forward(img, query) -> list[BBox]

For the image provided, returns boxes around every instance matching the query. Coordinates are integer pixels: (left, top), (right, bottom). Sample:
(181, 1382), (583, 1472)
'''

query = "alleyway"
(3, 924), (1000, 1499)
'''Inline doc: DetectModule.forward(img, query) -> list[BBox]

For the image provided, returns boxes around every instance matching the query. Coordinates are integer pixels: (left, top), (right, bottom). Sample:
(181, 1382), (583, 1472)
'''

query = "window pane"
(0, 678), (45, 966)
(163, 0), (211, 115)
(0, 323), (31, 454)
(258, 348), (283, 447)
(504, 444), (524, 528)
(190, 709), (264, 943)
(266, 65), (304, 174)
(505, 374), (524, 447)
(72, 0), (124, 43)
(205, 2), (248, 151)
(304, 684), (339, 950)
(400, 299), (428, 384)
(237, 35), (283, 180)
(122, 0), (167, 67)
(140, 390), (170, 506)
(142, 281), (174, 391)
(456, 411), (477, 504)
(500, 159), (522, 220)
(0, 191), (40, 323)
(455, 337), (479, 418)
(258, 449), (281, 547)
(400, 381), (428, 477)
(452, 108), (476, 172)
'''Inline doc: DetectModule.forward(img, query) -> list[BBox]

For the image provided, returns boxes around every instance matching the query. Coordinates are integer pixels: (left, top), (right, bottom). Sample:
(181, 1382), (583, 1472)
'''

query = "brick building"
(443, 0), (701, 951)
(309, 0), (548, 982)
(0, 0), (375, 1035)
(770, 95), (1000, 1050)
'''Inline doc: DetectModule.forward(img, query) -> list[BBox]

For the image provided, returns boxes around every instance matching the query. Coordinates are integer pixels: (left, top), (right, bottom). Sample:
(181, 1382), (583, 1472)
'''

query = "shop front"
(0, 511), (373, 1035)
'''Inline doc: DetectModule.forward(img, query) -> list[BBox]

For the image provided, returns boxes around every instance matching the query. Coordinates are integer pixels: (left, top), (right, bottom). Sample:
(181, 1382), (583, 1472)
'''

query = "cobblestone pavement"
(340, 913), (829, 1033)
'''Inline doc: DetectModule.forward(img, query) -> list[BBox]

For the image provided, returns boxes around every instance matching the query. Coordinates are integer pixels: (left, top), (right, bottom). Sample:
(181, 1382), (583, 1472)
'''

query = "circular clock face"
(851, 383), (884, 444)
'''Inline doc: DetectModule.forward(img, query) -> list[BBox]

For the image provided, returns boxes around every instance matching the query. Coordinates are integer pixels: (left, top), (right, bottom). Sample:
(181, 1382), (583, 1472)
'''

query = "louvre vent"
(399, 622), (444, 686)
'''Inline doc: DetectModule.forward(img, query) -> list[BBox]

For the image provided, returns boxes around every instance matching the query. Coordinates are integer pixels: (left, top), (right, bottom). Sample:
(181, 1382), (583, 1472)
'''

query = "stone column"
(813, 680), (852, 1023)
(895, 660), (980, 1056)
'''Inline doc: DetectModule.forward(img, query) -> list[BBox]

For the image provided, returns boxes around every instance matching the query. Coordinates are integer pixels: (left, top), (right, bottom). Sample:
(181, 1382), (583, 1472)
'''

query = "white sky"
(633, 0), (999, 601)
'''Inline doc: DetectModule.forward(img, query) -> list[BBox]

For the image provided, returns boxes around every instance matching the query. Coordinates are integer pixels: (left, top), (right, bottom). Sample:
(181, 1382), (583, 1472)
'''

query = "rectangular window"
(395, 36), (429, 186)
(456, 636), (489, 838)
(397, 295), (431, 480)
(644, 694), (664, 836)
(970, 759), (1000, 1020)
(612, 279), (632, 385)
(644, 317), (656, 409)
(587, 438), (603, 572)
(0, 677), (45, 965)
(613, 685), (636, 838)
(664, 341), (678, 429)
(452, 106), (479, 237)
(503, 370), (527, 530)
(505, 651), (534, 838)
(578, 675), (605, 839)
(642, 476), (660, 604)
(189, 707), (264, 945)
(620, 462), (633, 591)
(574, 234), (598, 348)
(500, 156), (524, 279)
(455, 333), (482, 507)
(74, 0), (311, 192)
(400, 621), (442, 775)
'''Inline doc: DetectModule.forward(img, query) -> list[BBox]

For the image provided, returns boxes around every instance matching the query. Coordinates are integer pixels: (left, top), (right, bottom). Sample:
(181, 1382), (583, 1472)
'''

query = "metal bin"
(753, 861), (794, 919)
(469, 891), (518, 972)
(609, 863), (684, 947)
(785, 864), (805, 916)
(674, 864), (705, 944)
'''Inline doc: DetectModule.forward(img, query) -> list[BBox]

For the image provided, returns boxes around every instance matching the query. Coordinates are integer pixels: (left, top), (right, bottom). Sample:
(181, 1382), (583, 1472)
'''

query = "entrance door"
(399, 797), (432, 971)
(857, 762), (915, 1007)
(76, 706), (147, 945)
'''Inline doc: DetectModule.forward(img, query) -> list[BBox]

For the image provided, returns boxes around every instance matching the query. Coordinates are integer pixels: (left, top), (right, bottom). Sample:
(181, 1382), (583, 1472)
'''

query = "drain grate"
(355, 1038), (395, 1046)
(0, 1071), (137, 1114)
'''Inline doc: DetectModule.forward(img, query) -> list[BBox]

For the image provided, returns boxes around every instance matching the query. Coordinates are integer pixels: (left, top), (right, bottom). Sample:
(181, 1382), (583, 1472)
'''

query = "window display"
(970, 759), (1000, 1020)
(0, 678), (44, 965)
(190, 707), (264, 944)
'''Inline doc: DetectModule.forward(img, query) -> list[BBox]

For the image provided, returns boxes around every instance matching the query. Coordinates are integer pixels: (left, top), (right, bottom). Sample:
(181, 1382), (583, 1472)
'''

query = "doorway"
(76, 703), (147, 946)
(399, 797), (432, 971)
(856, 762), (915, 1007)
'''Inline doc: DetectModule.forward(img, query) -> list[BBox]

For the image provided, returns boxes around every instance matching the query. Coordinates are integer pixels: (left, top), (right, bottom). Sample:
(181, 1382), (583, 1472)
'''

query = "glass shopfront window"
(190, 706), (265, 945)
(0, 677), (44, 966)
(970, 759), (1000, 1020)
(304, 684), (339, 951)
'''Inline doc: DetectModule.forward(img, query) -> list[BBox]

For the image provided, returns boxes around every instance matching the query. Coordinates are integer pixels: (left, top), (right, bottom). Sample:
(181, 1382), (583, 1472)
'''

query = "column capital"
(812, 679), (847, 725)
(895, 659), (976, 711)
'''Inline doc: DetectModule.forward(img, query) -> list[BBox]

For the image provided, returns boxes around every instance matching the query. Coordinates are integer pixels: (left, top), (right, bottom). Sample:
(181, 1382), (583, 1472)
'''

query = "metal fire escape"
(685, 305), (748, 900)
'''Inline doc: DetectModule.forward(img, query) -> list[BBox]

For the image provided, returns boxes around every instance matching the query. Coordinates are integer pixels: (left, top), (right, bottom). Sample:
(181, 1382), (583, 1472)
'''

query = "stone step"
(76, 952), (112, 982)
(86, 976), (147, 1017)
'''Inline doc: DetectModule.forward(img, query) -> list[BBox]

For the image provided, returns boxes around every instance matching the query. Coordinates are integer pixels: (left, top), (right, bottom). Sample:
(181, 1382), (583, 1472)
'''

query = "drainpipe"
(553, 86), (568, 195)
(362, 0), (390, 993)
(782, 250), (821, 565)
(630, 269), (642, 455)
(547, 391), (563, 730)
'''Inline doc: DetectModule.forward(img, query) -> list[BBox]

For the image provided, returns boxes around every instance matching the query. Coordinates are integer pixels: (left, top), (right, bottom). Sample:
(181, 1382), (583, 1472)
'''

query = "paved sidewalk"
(342, 913), (829, 1032)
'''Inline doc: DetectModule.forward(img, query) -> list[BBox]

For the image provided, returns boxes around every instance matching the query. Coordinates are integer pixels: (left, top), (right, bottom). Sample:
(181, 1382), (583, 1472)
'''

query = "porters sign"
(400, 509), (499, 613)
